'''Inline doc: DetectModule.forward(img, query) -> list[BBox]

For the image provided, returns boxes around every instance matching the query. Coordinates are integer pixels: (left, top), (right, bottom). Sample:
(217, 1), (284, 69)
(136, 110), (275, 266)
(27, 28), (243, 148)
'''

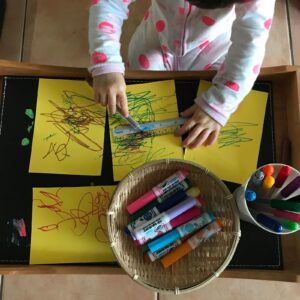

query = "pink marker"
(274, 166), (291, 188)
(127, 169), (189, 214)
(274, 209), (300, 223)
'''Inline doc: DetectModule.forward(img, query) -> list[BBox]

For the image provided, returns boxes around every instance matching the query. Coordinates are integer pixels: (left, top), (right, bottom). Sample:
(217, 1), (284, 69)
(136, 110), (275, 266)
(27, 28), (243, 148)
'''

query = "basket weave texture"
(107, 159), (240, 294)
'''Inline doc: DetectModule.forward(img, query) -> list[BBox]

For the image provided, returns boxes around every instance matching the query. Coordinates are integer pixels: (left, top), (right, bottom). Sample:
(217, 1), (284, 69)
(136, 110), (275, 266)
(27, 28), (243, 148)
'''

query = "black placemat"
(0, 76), (280, 269)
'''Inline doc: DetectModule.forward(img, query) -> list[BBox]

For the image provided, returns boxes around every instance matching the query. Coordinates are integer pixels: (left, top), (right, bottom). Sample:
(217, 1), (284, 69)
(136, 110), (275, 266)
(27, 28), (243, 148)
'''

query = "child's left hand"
(176, 104), (222, 148)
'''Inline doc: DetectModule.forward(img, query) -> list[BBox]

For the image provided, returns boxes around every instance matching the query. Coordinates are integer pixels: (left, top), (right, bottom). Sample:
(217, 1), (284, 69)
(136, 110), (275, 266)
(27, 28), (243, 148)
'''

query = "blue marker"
(147, 212), (215, 253)
(249, 208), (283, 233)
(245, 189), (256, 202)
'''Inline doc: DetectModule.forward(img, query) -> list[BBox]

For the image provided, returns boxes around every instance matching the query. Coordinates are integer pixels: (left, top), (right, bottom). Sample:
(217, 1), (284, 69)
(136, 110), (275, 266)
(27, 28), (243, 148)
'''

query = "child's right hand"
(93, 73), (129, 117)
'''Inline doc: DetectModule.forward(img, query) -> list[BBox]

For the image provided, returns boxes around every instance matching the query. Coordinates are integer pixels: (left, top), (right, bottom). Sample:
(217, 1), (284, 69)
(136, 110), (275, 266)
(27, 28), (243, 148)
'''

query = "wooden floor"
(0, 0), (299, 67)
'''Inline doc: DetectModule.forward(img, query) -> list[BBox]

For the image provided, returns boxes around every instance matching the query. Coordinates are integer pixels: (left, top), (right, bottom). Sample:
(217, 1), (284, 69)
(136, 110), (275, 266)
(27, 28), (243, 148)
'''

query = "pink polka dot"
(178, 7), (185, 14)
(144, 10), (150, 21)
(161, 45), (168, 52)
(156, 20), (166, 32)
(92, 52), (107, 64)
(173, 40), (181, 48)
(90, 0), (100, 5)
(199, 40), (210, 49)
(264, 18), (272, 30)
(253, 64), (261, 75)
(202, 16), (215, 26)
(204, 64), (213, 71)
(163, 54), (168, 64)
(219, 63), (225, 71)
(98, 21), (115, 33)
(224, 81), (240, 92)
(138, 54), (150, 69)
(126, 10), (130, 17)
(123, 0), (130, 3)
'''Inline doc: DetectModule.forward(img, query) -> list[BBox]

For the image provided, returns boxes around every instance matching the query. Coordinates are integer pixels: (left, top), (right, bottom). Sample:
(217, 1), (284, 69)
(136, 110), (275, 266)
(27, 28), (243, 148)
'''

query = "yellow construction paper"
(29, 79), (106, 175)
(109, 80), (183, 181)
(184, 80), (268, 184)
(30, 186), (116, 264)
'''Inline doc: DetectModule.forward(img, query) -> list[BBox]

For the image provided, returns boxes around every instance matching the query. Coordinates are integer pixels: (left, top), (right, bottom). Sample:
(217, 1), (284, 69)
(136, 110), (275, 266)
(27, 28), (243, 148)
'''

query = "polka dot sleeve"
(195, 0), (276, 126)
(88, 0), (134, 77)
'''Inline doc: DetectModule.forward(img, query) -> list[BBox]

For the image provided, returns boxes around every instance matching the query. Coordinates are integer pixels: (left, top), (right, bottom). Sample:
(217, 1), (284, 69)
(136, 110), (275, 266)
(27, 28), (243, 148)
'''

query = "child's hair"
(187, 0), (247, 9)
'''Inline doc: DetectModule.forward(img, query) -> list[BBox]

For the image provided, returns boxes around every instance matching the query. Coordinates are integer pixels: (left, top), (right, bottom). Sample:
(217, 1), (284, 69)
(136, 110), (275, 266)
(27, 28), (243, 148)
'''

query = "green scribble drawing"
(111, 90), (178, 170)
(43, 133), (58, 141)
(21, 137), (30, 146)
(218, 122), (258, 149)
(25, 109), (34, 119)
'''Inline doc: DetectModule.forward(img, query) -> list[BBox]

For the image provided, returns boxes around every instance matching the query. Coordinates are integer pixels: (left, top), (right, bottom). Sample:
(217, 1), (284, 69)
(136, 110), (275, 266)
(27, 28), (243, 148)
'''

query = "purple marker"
(132, 195), (204, 243)
(280, 176), (300, 198)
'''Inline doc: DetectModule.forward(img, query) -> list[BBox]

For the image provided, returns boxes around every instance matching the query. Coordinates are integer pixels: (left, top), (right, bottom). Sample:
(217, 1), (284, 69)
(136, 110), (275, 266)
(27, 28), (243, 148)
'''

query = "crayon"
(274, 166), (292, 188)
(266, 199), (300, 212)
(250, 202), (300, 223)
(261, 165), (274, 176)
(245, 189), (256, 202)
(127, 187), (201, 234)
(132, 196), (204, 243)
(147, 212), (215, 253)
(250, 170), (265, 186)
(259, 175), (275, 198)
(127, 169), (189, 214)
(280, 176), (300, 198)
(161, 220), (223, 268)
(131, 179), (192, 221)
(133, 206), (201, 246)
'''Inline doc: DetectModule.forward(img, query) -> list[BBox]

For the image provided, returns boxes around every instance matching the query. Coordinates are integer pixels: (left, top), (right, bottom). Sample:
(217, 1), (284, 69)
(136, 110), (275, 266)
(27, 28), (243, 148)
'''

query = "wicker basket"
(107, 159), (241, 294)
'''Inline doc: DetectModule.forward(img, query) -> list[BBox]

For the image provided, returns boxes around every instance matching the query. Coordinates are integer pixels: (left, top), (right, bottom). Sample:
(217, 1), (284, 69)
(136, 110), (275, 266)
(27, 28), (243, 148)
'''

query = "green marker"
(269, 216), (299, 231)
(270, 199), (300, 213)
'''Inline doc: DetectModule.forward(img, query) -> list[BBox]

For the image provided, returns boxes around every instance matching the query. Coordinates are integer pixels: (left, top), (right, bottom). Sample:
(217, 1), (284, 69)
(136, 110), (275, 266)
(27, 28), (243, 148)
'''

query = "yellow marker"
(260, 175), (275, 198)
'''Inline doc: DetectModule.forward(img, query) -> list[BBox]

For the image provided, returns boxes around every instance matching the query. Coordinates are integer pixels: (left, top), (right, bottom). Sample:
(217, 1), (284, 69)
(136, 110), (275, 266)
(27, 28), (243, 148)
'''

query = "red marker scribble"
(34, 187), (111, 243)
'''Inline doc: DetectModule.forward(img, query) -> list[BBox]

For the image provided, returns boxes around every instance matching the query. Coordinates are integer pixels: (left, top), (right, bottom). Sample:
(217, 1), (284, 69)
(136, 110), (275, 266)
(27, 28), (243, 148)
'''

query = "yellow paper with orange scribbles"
(184, 80), (268, 184)
(109, 80), (183, 181)
(29, 79), (106, 175)
(30, 186), (116, 264)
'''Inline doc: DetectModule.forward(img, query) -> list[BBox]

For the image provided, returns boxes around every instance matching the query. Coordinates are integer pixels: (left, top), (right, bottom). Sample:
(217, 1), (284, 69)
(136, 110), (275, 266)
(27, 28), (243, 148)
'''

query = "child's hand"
(93, 73), (129, 117)
(176, 104), (221, 148)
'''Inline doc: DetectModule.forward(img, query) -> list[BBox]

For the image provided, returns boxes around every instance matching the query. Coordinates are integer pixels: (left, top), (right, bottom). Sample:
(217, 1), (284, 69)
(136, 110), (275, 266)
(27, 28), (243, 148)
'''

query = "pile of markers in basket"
(246, 164), (300, 233)
(125, 169), (223, 268)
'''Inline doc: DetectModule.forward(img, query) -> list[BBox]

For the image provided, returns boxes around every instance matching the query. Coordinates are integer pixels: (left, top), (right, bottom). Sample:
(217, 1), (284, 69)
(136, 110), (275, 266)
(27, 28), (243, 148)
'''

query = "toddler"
(89, 0), (276, 148)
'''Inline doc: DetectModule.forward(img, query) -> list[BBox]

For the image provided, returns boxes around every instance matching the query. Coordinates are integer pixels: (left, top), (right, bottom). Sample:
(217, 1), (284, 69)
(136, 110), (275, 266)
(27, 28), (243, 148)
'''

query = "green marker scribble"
(44, 133), (57, 141)
(25, 109), (34, 119)
(21, 138), (30, 146)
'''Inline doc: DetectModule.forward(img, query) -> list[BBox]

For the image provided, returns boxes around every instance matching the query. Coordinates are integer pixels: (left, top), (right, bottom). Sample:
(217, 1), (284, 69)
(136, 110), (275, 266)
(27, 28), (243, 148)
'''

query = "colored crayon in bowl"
(161, 220), (223, 268)
(132, 196), (204, 244)
(147, 212), (215, 253)
(127, 169), (189, 214)
(130, 179), (192, 221)
(127, 187), (201, 234)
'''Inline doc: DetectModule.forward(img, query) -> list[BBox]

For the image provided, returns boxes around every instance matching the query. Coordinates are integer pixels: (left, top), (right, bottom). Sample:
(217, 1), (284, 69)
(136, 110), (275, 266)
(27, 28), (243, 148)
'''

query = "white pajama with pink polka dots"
(89, 0), (276, 126)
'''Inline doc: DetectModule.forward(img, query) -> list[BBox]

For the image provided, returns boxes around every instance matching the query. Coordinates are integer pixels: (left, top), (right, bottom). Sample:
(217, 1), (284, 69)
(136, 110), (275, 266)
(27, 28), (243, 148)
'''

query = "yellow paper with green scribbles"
(184, 80), (268, 184)
(29, 79), (106, 175)
(109, 80), (183, 181)
(30, 186), (116, 264)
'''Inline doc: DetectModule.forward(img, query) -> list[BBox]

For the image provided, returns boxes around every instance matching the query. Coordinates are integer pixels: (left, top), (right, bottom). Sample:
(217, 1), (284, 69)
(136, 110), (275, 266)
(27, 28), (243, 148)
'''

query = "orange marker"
(161, 220), (223, 268)
(261, 165), (274, 176)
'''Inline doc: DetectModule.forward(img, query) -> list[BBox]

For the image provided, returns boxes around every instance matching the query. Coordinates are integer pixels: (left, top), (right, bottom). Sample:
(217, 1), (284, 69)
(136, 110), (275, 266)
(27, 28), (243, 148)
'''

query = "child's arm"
(178, 0), (276, 148)
(89, 0), (135, 116)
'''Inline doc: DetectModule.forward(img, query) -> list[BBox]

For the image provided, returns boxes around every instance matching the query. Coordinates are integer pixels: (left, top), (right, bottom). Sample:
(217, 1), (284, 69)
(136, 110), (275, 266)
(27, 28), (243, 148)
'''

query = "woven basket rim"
(107, 159), (241, 294)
